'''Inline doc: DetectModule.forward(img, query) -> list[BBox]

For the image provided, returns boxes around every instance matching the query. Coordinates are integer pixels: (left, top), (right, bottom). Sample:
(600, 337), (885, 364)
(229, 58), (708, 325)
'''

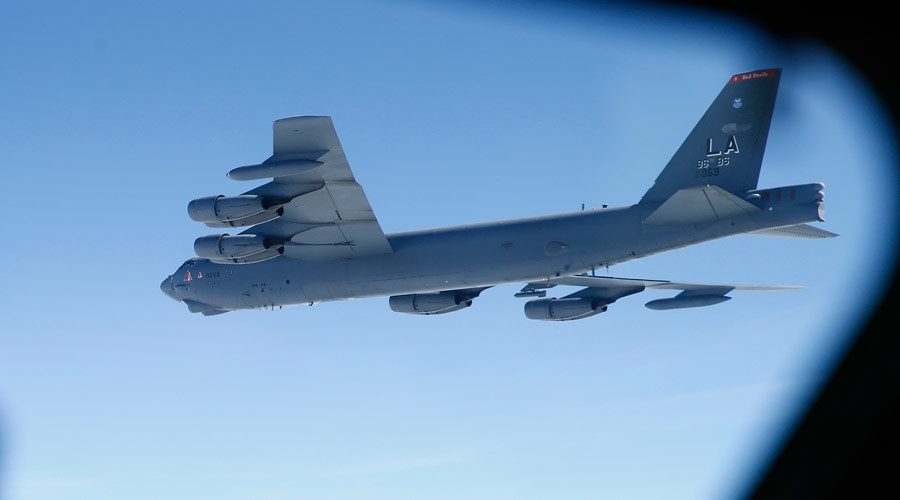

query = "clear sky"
(1, 1), (897, 500)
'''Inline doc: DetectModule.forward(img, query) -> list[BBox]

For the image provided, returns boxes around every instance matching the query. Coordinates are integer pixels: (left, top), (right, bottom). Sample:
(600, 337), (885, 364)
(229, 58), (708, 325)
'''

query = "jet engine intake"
(188, 195), (288, 226)
(194, 233), (284, 262)
(524, 297), (607, 321)
(389, 291), (473, 315)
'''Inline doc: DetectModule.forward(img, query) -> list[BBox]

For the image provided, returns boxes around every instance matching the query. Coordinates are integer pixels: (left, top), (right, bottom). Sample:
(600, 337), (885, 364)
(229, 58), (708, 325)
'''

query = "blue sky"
(1, 1), (897, 499)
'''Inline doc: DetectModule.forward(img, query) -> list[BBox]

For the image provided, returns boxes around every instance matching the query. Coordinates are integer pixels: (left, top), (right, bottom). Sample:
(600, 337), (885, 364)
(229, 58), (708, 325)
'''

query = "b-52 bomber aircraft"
(161, 68), (836, 320)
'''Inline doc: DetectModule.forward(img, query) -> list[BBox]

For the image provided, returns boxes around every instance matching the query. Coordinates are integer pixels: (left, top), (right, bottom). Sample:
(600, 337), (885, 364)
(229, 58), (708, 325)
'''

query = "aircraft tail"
(640, 69), (782, 204)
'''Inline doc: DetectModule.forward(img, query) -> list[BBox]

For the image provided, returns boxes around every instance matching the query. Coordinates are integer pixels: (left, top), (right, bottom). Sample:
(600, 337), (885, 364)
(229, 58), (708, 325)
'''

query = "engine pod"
(389, 292), (472, 315)
(194, 234), (278, 260)
(524, 297), (606, 321)
(188, 195), (288, 226)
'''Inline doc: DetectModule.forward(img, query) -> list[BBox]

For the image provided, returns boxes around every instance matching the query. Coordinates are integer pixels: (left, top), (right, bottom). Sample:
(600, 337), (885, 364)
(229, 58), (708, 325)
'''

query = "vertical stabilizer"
(640, 69), (781, 204)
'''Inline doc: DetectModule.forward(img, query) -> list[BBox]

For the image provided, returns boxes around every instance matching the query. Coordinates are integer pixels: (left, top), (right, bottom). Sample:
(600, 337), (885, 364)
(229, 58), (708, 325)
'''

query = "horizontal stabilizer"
(748, 224), (838, 239)
(643, 185), (761, 226)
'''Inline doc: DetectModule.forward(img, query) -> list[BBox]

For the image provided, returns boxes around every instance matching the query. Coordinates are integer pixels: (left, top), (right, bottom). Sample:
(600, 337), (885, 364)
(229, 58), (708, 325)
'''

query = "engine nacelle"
(188, 195), (286, 226)
(389, 291), (473, 315)
(194, 233), (283, 261)
(209, 247), (283, 265)
(524, 297), (607, 321)
(201, 206), (285, 229)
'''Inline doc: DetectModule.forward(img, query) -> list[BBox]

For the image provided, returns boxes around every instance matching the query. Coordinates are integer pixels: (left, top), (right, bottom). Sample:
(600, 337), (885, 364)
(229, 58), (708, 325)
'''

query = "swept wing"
(195, 116), (393, 262)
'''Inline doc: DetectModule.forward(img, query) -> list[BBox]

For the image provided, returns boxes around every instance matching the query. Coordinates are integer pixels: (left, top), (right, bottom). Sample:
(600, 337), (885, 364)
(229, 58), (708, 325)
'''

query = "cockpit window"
(179, 258), (199, 270)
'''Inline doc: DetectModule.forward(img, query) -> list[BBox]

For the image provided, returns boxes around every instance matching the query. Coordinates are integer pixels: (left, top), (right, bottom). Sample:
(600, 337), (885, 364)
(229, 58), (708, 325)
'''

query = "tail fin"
(640, 69), (781, 204)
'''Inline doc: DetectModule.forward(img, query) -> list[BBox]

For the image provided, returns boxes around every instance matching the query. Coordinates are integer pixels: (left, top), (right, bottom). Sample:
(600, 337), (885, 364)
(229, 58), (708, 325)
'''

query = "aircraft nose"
(160, 275), (178, 301)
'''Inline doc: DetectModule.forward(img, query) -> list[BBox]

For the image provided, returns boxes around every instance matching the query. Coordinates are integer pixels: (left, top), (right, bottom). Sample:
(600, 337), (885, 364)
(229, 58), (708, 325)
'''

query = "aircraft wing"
(518, 274), (801, 311)
(227, 116), (393, 261)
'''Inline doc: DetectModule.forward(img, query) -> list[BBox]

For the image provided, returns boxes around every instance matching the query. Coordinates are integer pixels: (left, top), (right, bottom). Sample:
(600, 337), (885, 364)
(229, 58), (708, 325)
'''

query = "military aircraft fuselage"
(161, 183), (824, 312)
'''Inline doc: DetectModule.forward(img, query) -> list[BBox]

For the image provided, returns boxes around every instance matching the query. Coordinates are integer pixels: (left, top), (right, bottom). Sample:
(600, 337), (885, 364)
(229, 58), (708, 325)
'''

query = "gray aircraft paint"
(161, 69), (836, 319)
